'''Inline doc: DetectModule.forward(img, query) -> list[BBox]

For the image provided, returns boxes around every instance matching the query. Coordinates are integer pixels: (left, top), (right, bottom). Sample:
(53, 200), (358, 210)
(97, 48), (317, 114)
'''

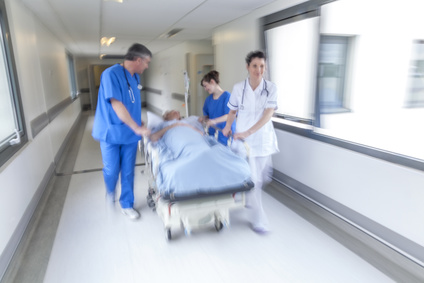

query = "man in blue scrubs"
(92, 43), (152, 220)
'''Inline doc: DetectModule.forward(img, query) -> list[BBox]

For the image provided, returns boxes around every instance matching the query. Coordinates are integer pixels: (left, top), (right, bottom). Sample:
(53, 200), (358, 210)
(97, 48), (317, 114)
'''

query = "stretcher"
(141, 115), (253, 240)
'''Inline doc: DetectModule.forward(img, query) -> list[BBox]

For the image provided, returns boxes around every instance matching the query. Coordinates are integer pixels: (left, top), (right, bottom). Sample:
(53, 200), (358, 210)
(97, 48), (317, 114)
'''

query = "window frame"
(0, 0), (28, 168)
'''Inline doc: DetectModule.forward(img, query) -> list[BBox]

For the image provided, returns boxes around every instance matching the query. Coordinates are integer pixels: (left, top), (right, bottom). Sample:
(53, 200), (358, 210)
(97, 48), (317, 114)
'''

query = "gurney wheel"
(147, 198), (155, 208)
(215, 220), (223, 232)
(165, 228), (172, 241)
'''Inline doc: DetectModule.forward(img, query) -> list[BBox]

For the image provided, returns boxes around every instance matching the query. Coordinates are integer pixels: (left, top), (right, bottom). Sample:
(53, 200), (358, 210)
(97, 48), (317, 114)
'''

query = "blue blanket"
(152, 120), (253, 200)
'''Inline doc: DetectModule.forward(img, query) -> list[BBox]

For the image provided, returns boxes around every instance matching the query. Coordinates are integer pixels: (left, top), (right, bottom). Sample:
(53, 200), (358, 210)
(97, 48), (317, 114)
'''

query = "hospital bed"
(142, 113), (253, 240)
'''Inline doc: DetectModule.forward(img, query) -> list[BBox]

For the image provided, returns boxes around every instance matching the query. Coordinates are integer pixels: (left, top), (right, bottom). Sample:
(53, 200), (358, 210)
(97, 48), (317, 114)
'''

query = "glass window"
(405, 40), (424, 108)
(264, 10), (319, 124)
(318, 35), (351, 114)
(66, 51), (77, 99)
(316, 0), (424, 160)
(263, 0), (424, 162)
(0, 0), (27, 168)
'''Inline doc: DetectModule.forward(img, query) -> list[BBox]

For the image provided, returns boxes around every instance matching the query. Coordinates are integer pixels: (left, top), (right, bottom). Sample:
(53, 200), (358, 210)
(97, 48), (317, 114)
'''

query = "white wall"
(0, 0), (81, 275)
(212, 0), (424, 248)
(75, 40), (213, 117)
(214, 0), (303, 91)
(144, 40), (213, 116)
(74, 56), (122, 111)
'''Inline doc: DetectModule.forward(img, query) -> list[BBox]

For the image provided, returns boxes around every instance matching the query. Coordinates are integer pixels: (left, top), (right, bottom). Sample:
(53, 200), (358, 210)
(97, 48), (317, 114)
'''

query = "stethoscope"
(123, 66), (142, 103)
(240, 78), (269, 110)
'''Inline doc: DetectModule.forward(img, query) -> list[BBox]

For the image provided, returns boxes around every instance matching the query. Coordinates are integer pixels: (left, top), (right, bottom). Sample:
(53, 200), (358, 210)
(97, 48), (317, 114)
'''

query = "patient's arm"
(149, 122), (203, 142)
(150, 123), (178, 142)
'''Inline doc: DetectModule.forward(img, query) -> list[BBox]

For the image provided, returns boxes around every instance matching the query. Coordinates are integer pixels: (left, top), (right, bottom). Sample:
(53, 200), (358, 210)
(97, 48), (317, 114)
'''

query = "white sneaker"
(121, 208), (140, 220)
(252, 224), (270, 235)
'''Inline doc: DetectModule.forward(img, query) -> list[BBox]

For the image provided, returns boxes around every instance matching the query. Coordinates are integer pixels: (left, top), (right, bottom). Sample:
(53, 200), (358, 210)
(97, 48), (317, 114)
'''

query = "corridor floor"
(5, 113), (393, 283)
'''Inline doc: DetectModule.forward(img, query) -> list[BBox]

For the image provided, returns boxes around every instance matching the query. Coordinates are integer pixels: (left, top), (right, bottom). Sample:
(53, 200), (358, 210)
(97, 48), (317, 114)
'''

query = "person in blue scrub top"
(198, 70), (235, 146)
(223, 51), (279, 234)
(92, 43), (152, 220)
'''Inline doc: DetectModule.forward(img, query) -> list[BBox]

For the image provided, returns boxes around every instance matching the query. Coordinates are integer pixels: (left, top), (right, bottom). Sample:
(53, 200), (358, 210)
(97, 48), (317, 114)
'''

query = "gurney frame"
(140, 125), (250, 241)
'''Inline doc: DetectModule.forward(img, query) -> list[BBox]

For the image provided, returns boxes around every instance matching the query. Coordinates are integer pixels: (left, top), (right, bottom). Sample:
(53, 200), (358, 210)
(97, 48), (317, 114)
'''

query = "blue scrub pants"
(100, 141), (138, 209)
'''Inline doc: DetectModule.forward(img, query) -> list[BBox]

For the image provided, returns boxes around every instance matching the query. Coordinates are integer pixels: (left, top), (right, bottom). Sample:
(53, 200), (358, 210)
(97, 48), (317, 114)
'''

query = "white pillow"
(147, 111), (164, 129)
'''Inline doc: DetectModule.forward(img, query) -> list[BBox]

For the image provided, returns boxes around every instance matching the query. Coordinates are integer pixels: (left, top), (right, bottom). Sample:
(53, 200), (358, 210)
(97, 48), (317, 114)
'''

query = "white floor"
(42, 116), (393, 283)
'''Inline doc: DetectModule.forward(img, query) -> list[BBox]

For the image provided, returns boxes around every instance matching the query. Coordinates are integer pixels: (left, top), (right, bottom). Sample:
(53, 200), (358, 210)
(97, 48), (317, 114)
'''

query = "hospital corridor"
(2, 0), (424, 282)
(1, 111), (394, 283)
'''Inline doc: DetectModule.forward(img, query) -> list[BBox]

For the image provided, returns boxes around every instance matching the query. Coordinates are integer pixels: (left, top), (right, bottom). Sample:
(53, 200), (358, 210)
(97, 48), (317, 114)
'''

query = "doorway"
(88, 64), (112, 110)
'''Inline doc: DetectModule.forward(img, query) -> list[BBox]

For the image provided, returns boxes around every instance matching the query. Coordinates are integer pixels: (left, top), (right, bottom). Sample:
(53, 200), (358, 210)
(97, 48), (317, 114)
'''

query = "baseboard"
(0, 111), (85, 282)
(54, 112), (82, 165)
(269, 171), (424, 282)
(0, 163), (55, 281)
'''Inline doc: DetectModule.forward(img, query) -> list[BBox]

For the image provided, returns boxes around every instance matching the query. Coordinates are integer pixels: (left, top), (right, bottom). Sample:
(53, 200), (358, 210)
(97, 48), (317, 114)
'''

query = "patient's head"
(163, 110), (181, 121)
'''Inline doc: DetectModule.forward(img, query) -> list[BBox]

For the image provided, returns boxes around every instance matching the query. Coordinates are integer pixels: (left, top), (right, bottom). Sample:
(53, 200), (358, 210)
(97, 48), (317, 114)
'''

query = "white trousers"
(247, 155), (273, 228)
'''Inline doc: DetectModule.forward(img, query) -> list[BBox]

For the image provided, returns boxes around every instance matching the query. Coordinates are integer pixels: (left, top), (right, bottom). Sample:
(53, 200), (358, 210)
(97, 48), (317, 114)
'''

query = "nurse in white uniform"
(223, 50), (279, 234)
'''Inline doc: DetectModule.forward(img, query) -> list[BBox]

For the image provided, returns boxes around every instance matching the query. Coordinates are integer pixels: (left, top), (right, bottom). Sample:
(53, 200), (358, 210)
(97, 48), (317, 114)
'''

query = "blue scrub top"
(203, 91), (235, 145)
(92, 64), (142, 144)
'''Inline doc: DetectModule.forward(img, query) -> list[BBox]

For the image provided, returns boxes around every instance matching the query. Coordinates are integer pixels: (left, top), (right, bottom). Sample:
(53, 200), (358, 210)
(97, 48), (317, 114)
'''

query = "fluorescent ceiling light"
(101, 37), (116, 46)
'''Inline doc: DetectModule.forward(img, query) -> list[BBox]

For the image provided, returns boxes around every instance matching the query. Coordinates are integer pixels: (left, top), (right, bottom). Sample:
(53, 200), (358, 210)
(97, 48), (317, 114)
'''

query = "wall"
(144, 40), (213, 116)
(212, 0), (424, 253)
(74, 56), (120, 111)
(0, 0), (81, 278)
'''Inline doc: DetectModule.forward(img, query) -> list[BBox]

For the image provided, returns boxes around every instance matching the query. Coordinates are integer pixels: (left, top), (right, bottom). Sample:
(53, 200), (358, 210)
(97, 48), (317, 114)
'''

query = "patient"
(149, 110), (204, 142)
(146, 110), (252, 200)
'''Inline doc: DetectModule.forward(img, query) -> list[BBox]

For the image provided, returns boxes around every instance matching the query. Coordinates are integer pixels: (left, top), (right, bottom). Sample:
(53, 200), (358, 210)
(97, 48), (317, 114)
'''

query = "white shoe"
(252, 224), (270, 234)
(121, 208), (140, 220)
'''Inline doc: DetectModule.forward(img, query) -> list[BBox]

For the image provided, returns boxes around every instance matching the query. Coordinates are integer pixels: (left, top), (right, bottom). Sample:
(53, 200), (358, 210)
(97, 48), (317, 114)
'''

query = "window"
(263, 9), (319, 124)
(66, 51), (78, 100)
(0, 0), (27, 168)
(405, 40), (424, 108)
(318, 35), (351, 114)
(263, 0), (424, 162)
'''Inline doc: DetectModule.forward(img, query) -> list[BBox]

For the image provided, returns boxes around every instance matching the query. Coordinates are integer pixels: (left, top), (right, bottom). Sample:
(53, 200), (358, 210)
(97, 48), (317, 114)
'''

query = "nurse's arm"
(234, 108), (274, 140)
(110, 98), (150, 136)
(223, 110), (237, 137)
(206, 114), (228, 126)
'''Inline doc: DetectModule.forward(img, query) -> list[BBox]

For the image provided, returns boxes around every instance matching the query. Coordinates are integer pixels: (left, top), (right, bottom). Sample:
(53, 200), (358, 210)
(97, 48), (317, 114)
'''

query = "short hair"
(200, 70), (220, 86)
(245, 50), (266, 65)
(124, 43), (152, 61)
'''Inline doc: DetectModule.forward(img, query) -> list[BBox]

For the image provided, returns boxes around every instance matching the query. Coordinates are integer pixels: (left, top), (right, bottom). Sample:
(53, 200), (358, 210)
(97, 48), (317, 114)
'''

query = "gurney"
(141, 113), (253, 240)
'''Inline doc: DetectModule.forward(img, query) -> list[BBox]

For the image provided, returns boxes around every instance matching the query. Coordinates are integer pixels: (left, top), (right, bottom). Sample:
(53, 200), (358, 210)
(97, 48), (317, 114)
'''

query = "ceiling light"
(103, 0), (124, 3)
(100, 37), (116, 46)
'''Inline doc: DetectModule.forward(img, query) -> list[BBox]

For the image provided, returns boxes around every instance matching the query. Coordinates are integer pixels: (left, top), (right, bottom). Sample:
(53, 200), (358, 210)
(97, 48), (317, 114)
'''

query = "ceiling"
(20, 0), (276, 58)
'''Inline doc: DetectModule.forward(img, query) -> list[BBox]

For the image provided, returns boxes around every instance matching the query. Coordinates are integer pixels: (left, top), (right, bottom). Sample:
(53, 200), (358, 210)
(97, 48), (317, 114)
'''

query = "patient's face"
(165, 110), (181, 121)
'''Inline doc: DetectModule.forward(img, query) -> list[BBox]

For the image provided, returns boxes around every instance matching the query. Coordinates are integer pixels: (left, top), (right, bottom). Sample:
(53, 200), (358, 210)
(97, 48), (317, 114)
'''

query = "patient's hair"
(200, 70), (220, 87)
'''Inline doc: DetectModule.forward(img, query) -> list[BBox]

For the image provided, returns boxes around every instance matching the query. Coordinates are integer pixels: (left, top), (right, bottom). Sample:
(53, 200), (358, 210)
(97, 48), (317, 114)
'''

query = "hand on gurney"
(222, 126), (246, 142)
(135, 125), (151, 137)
